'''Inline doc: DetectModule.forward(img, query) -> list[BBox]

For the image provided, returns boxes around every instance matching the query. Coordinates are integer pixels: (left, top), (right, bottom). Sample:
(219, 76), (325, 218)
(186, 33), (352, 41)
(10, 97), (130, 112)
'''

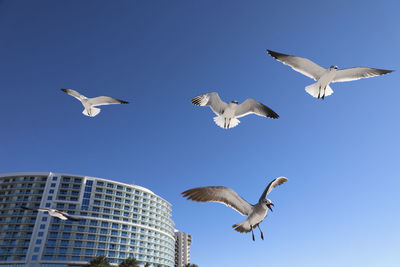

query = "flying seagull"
(267, 49), (394, 99)
(182, 177), (288, 241)
(21, 206), (80, 221)
(61, 88), (129, 117)
(191, 92), (279, 129)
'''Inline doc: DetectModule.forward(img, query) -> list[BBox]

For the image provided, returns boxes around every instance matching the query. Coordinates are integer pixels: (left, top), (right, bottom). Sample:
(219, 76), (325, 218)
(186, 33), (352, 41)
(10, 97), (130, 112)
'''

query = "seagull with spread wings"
(267, 50), (394, 99)
(182, 177), (288, 241)
(191, 92), (279, 129)
(21, 206), (80, 221)
(61, 88), (129, 117)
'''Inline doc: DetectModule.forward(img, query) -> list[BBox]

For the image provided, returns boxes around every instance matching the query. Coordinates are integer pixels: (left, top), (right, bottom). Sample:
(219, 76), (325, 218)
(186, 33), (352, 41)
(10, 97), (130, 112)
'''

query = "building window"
(62, 233), (71, 238)
(50, 183), (56, 187)
(49, 232), (58, 238)
(76, 233), (84, 239)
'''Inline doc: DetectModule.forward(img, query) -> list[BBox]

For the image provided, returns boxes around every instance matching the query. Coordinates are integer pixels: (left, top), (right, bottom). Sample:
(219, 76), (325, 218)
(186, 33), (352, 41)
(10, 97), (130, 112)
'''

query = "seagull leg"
(251, 225), (255, 241)
(228, 118), (231, 128)
(224, 118), (226, 129)
(257, 225), (264, 240)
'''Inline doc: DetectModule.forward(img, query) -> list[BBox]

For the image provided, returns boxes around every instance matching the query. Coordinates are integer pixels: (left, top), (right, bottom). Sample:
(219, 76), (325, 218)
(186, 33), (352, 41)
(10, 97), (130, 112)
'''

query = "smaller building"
(174, 230), (192, 267)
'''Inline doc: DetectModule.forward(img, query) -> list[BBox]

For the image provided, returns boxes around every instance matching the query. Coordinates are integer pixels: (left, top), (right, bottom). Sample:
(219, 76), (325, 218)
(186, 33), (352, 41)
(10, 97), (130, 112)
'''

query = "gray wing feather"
(191, 92), (228, 116)
(89, 96), (129, 107)
(182, 186), (253, 216)
(61, 88), (86, 101)
(333, 67), (394, 83)
(258, 177), (288, 203)
(267, 50), (326, 81)
(235, 99), (279, 119)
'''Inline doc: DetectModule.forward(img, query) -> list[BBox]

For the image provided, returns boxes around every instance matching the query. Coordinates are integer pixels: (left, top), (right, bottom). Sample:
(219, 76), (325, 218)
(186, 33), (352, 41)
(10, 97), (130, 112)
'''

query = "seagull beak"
(267, 203), (274, 212)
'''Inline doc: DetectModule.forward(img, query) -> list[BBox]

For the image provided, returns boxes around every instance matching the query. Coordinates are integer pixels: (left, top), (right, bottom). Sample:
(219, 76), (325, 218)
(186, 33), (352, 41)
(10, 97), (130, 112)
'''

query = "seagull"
(267, 49), (394, 99)
(61, 88), (129, 117)
(182, 177), (288, 241)
(21, 206), (80, 221)
(191, 92), (279, 129)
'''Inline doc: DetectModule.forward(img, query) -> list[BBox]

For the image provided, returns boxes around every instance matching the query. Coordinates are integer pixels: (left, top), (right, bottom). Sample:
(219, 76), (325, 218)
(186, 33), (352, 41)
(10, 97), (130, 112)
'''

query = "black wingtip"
(266, 49), (287, 60)
(382, 69), (395, 74)
(61, 88), (68, 93)
(271, 113), (279, 119)
(118, 99), (129, 104)
(190, 96), (201, 106)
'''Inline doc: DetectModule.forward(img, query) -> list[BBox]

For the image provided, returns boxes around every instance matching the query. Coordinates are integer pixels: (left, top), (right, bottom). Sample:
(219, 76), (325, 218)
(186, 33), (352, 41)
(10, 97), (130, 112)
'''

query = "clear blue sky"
(1, 0), (400, 266)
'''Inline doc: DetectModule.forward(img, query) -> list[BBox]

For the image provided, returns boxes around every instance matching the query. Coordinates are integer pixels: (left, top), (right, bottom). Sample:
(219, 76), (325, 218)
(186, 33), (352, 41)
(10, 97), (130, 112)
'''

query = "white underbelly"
(248, 209), (267, 226)
(319, 71), (336, 86)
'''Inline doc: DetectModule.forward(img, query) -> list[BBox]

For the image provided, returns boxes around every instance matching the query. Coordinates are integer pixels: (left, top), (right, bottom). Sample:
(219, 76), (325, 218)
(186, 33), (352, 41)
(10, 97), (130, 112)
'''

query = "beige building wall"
(174, 230), (192, 267)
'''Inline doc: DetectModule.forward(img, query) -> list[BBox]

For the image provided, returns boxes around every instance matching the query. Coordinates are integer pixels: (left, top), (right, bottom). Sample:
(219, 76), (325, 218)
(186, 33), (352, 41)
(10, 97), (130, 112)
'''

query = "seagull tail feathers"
(305, 83), (334, 99)
(213, 116), (240, 129)
(82, 107), (101, 117)
(232, 220), (252, 233)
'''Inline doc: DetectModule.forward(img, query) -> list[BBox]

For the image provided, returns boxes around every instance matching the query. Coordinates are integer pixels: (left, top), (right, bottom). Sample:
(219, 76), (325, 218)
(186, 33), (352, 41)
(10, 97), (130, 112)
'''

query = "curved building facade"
(0, 172), (175, 267)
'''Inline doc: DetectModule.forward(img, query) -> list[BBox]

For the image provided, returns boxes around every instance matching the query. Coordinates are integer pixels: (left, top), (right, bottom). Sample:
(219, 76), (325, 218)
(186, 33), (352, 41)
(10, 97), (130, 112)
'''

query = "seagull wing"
(59, 211), (80, 221)
(235, 99), (279, 119)
(21, 206), (36, 211)
(332, 67), (394, 83)
(267, 50), (326, 81)
(182, 186), (253, 216)
(61, 88), (86, 101)
(88, 96), (129, 107)
(191, 92), (228, 116)
(258, 177), (288, 202)
(37, 208), (51, 212)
